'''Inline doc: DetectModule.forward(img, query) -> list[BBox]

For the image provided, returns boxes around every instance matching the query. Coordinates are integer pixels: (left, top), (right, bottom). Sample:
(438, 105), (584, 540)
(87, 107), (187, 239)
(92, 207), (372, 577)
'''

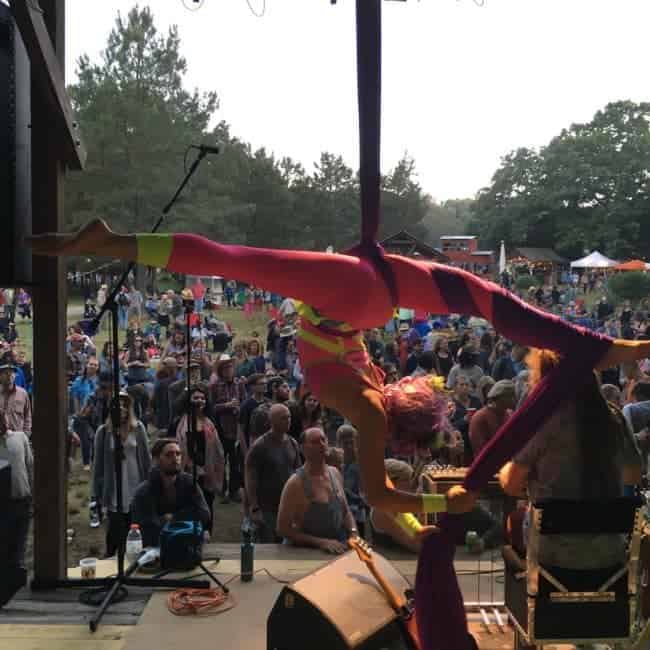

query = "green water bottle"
(465, 530), (479, 553)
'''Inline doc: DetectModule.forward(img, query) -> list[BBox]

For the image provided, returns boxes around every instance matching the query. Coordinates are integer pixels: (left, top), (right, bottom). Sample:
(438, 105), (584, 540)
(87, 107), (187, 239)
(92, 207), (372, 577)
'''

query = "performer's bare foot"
(26, 218), (136, 260)
(598, 338), (650, 368)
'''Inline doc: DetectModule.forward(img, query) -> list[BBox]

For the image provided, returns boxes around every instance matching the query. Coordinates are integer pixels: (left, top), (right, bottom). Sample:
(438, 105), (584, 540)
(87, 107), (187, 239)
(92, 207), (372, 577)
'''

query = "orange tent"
(614, 259), (647, 271)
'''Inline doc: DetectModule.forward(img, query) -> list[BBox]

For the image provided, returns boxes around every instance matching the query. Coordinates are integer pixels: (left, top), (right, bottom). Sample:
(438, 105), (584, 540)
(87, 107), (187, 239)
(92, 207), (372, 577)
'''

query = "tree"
(471, 102), (650, 259)
(65, 5), (437, 263)
(66, 6), (218, 235)
(607, 272), (650, 304)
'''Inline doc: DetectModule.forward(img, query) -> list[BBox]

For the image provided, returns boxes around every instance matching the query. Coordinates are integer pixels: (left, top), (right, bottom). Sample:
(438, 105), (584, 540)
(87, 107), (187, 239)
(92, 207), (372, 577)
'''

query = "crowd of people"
(2, 272), (650, 607)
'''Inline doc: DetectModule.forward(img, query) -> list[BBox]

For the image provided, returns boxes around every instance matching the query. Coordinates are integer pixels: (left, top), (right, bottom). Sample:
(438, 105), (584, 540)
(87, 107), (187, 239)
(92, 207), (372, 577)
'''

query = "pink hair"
(383, 375), (449, 446)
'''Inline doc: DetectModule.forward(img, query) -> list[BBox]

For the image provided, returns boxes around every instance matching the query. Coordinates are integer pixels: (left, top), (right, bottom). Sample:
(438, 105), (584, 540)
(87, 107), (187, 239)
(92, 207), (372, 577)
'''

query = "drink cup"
(80, 557), (97, 579)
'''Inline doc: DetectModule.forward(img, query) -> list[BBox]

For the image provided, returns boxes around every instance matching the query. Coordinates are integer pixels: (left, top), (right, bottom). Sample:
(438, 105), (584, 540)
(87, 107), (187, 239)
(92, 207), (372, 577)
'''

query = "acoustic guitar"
(348, 536), (421, 650)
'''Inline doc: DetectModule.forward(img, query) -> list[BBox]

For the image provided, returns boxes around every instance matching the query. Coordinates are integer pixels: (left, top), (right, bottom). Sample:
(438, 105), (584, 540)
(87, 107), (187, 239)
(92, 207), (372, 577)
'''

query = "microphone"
(192, 143), (221, 155)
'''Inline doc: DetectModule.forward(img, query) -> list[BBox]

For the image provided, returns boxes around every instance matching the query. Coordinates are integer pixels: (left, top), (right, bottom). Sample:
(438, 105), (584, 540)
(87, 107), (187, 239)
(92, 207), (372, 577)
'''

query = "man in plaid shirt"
(210, 355), (246, 503)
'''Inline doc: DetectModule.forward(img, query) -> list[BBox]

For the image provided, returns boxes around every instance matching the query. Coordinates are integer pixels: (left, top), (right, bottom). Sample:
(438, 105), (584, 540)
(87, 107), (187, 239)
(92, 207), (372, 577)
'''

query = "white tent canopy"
(570, 250), (619, 269)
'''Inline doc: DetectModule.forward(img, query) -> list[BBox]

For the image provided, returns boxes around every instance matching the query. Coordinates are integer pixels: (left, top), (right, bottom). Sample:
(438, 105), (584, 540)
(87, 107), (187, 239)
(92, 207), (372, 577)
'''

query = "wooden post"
(31, 0), (68, 583)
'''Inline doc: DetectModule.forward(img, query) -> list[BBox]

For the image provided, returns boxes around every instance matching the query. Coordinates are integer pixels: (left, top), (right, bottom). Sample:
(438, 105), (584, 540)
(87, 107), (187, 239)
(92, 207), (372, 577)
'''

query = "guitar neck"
(364, 559), (406, 612)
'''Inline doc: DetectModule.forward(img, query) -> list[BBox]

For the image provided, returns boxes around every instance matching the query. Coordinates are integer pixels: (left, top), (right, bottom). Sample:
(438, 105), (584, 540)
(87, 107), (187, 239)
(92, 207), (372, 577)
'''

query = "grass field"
(17, 299), (273, 568)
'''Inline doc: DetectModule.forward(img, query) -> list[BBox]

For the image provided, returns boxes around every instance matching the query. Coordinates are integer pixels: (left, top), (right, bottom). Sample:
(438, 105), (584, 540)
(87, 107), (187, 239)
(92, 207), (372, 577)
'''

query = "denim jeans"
(73, 417), (94, 466)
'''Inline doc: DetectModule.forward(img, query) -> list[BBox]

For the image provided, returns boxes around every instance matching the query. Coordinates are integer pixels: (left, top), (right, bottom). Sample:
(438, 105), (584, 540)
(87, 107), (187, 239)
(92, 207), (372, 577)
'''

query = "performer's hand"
(445, 485), (477, 514)
(414, 525), (440, 541)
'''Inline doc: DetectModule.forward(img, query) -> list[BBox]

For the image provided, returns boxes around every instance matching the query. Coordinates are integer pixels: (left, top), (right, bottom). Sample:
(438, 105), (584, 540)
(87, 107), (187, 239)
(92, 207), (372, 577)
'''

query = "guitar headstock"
(348, 535), (373, 564)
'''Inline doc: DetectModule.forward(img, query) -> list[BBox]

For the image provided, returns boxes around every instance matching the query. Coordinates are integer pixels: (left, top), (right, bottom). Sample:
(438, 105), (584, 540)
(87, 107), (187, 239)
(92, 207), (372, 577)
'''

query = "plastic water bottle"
(126, 524), (143, 565)
(241, 519), (255, 583)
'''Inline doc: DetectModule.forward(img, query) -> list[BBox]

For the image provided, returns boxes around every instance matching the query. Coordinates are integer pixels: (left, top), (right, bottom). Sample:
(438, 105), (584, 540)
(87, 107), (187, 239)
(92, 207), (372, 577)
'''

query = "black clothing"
(434, 353), (454, 379)
(239, 397), (268, 447)
(450, 396), (482, 463)
(491, 356), (516, 381)
(131, 468), (211, 547)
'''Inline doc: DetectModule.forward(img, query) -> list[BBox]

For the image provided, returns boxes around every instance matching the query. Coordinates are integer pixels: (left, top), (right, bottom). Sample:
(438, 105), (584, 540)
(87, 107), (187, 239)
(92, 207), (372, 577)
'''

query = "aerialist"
(27, 219), (650, 526)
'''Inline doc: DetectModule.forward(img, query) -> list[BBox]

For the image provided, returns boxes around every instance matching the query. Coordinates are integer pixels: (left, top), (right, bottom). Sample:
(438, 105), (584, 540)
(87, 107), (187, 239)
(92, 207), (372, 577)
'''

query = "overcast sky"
(63, 0), (650, 201)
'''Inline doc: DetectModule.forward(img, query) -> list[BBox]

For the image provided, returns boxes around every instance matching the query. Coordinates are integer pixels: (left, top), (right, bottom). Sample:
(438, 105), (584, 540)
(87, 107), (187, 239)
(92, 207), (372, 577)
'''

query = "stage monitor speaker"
(267, 549), (417, 650)
(0, 3), (32, 287)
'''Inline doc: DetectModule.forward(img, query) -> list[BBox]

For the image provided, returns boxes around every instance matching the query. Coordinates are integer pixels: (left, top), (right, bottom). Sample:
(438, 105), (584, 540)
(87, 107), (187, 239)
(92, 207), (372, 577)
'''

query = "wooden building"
(380, 230), (449, 263)
(440, 235), (494, 276)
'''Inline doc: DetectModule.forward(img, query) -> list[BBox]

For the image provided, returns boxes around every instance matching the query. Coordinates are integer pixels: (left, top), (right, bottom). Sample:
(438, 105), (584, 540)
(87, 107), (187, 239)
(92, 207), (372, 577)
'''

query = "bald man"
(245, 404), (302, 542)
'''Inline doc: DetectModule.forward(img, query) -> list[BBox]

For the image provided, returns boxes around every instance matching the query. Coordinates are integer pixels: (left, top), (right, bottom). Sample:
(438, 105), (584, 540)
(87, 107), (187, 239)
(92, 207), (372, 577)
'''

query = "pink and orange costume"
(134, 232), (648, 649)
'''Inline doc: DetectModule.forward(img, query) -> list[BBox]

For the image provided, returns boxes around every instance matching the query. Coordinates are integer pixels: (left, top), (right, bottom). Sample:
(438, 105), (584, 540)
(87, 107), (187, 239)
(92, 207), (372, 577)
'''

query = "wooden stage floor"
(0, 543), (593, 650)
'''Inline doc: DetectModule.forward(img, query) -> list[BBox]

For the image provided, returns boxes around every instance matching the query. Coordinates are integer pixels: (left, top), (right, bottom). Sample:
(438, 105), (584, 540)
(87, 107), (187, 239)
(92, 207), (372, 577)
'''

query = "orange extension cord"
(167, 587), (235, 616)
(166, 569), (289, 617)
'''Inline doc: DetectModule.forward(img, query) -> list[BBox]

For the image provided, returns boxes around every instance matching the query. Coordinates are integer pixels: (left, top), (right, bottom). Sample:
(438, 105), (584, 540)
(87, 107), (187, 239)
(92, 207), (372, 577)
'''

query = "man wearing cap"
(168, 358), (203, 421)
(0, 362), (31, 438)
(469, 379), (517, 457)
(210, 354), (245, 503)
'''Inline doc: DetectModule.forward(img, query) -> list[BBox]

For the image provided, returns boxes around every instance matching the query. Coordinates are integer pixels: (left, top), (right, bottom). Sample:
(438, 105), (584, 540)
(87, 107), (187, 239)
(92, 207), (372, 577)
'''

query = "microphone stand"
(31, 149), (214, 632)
(153, 299), (227, 592)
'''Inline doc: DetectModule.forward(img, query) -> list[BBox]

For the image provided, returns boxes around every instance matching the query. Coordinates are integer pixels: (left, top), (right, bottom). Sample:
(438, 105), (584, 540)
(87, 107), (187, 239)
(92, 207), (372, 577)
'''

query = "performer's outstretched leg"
(28, 219), (393, 327)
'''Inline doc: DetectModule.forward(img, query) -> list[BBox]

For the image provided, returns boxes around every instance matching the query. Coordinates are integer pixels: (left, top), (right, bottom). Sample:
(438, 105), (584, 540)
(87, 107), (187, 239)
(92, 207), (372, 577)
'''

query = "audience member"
(277, 428), (357, 553)
(0, 412), (32, 607)
(469, 380), (516, 457)
(131, 438), (211, 547)
(337, 424), (367, 537)
(93, 391), (151, 557)
(174, 384), (224, 535)
(245, 404), (301, 542)
(210, 354), (246, 504)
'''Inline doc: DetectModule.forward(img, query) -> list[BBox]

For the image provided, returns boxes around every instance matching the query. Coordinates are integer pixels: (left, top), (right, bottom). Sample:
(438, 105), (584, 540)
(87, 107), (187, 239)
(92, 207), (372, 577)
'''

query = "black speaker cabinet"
(0, 3), (32, 286)
(267, 550), (417, 650)
(0, 459), (11, 505)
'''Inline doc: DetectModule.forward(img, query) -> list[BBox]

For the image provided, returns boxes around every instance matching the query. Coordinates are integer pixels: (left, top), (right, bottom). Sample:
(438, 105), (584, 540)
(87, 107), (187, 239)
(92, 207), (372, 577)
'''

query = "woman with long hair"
(92, 391), (150, 557)
(173, 383), (224, 536)
(500, 349), (642, 569)
(124, 334), (150, 386)
(298, 391), (323, 434)
(477, 331), (494, 373)
(446, 346), (484, 395)
(432, 336), (453, 380)
(162, 329), (185, 359)
(246, 339), (266, 374)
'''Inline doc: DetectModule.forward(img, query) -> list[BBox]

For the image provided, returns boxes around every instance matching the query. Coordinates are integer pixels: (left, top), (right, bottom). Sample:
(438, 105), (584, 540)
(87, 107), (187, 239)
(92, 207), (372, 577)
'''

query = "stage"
(0, 544), (600, 650)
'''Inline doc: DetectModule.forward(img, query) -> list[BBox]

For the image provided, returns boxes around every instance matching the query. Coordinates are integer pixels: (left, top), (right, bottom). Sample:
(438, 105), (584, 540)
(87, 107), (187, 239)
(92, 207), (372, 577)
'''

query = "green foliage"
(514, 275), (540, 291)
(65, 6), (438, 253)
(607, 272), (650, 304)
(471, 101), (650, 259)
